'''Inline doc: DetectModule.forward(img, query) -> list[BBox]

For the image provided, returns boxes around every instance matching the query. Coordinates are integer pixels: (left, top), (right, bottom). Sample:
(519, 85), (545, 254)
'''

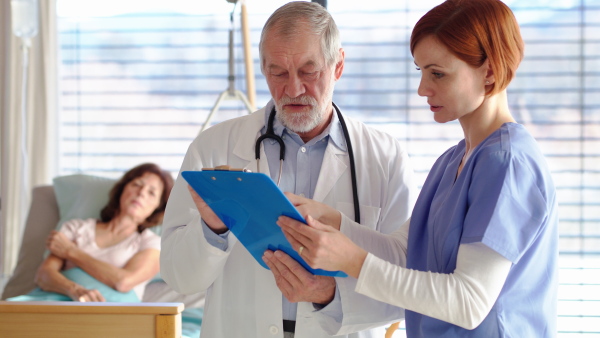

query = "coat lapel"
(313, 141), (347, 203)
(232, 108), (271, 177)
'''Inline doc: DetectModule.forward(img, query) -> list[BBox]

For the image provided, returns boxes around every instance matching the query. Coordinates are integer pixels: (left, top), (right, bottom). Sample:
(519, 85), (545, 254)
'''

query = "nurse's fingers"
(284, 191), (309, 206)
(278, 217), (314, 253)
(305, 215), (334, 232)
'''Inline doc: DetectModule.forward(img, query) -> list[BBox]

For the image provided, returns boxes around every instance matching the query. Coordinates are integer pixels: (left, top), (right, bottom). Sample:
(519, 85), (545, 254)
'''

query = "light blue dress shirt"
(203, 105), (348, 321)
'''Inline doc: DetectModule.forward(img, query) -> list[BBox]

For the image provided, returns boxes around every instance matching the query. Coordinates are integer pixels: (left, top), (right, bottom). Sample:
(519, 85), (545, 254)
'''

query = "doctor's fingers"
(273, 250), (312, 281)
(187, 185), (208, 207)
(269, 251), (337, 304)
(263, 251), (298, 297)
(187, 185), (228, 231)
(272, 251), (317, 302)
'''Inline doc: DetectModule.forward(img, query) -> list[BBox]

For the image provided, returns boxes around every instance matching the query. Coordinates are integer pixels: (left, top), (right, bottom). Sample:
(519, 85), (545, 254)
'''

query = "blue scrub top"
(406, 123), (558, 337)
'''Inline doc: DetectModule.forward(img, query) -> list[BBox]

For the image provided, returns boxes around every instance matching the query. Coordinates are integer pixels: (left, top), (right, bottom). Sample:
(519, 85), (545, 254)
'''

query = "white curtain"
(0, 0), (58, 277)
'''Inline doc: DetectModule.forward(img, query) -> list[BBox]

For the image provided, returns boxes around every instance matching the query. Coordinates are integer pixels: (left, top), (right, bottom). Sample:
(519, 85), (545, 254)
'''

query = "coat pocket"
(336, 202), (381, 229)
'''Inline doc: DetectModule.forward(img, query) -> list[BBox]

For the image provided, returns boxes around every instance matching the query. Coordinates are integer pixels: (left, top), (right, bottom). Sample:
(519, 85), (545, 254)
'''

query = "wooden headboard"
(0, 301), (184, 338)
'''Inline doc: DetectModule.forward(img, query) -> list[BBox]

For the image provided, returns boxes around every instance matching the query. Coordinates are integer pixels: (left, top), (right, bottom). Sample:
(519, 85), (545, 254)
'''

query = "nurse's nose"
(417, 78), (432, 97)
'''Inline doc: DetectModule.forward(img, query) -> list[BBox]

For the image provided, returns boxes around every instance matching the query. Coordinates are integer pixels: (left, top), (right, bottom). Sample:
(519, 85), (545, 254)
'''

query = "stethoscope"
(254, 102), (361, 223)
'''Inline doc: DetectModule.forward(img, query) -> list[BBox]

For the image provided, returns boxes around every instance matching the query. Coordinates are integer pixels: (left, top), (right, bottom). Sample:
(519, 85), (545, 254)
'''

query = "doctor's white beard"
(275, 94), (324, 134)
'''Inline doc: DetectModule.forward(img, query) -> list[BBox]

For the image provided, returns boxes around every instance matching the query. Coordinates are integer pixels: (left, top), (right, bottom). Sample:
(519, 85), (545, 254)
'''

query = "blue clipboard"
(181, 170), (347, 277)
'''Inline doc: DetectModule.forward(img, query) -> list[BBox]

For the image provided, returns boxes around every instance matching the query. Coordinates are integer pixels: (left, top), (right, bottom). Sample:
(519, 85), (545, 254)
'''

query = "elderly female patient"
(12, 163), (174, 302)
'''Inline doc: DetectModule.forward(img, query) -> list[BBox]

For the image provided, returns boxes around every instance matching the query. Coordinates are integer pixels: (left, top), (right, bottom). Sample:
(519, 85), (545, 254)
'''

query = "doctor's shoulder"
(193, 112), (263, 145)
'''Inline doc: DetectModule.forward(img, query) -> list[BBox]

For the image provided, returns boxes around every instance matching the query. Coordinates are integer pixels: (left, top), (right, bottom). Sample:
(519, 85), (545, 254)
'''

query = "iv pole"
(200, 0), (255, 133)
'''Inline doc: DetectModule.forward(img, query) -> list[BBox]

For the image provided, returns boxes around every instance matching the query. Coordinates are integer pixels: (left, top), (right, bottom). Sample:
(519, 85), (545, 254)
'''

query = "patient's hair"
(410, 0), (524, 95)
(100, 163), (174, 231)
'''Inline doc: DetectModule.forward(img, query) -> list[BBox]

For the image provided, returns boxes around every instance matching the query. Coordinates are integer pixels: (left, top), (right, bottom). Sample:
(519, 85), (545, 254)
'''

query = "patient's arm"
(60, 246), (160, 293)
(35, 254), (106, 302)
(47, 230), (160, 293)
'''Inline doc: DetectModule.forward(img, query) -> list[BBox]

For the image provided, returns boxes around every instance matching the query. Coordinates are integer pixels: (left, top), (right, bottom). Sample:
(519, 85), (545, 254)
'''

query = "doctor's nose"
(285, 74), (306, 98)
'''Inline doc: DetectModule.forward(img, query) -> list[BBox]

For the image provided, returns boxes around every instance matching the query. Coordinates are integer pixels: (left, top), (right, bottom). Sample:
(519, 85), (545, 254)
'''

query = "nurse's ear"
(333, 48), (345, 81)
(482, 59), (495, 94)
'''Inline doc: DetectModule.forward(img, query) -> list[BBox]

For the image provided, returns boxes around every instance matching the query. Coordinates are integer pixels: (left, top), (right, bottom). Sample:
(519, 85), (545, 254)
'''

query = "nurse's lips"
(430, 105), (443, 113)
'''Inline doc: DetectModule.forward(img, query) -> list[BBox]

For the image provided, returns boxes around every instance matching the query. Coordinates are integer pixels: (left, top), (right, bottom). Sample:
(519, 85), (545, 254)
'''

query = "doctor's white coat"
(161, 105), (416, 338)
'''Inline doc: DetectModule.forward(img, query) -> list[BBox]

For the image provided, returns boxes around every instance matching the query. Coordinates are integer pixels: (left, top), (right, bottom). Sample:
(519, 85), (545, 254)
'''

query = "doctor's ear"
(334, 48), (345, 81)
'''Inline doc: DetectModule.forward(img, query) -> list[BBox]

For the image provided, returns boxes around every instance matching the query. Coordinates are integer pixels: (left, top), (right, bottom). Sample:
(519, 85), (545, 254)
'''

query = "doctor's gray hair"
(259, 1), (342, 74)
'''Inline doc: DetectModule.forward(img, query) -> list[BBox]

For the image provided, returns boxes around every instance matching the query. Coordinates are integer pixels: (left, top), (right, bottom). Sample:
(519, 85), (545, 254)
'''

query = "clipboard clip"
(202, 165), (252, 172)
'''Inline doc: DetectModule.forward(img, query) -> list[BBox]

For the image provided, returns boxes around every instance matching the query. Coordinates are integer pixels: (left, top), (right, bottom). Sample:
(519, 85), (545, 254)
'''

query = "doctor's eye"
(302, 71), (318, 80)
(415, 67), (421, 71)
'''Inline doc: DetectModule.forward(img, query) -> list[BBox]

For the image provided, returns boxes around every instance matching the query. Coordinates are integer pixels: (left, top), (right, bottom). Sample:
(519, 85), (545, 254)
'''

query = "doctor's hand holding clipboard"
(261, 192), (346, 304)
(182, 168), (345, 305)
(186, 184), (228, 235)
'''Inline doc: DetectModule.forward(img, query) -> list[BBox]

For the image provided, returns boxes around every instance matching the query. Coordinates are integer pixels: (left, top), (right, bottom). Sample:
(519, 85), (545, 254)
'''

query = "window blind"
(57, 0), (599, 335)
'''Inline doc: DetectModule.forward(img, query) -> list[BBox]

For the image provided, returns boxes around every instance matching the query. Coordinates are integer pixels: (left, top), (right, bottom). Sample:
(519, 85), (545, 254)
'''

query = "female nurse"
(273, 0), (559, 336)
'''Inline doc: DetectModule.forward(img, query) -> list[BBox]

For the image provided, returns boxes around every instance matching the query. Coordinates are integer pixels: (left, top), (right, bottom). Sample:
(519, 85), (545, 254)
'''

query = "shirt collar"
(261, 100), (347, 151)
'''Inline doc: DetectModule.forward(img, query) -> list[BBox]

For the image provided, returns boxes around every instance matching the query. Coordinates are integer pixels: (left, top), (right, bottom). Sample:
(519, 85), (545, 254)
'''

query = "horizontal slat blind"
(57, 0), (599, 336)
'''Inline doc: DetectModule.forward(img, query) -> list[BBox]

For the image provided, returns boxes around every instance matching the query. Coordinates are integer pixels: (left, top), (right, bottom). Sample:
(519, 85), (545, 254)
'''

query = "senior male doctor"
(160, 2), (416, 338)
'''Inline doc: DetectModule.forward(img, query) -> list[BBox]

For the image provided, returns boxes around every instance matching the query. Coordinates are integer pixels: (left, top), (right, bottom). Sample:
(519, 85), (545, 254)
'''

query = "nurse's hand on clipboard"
(284, 192), (343, 231)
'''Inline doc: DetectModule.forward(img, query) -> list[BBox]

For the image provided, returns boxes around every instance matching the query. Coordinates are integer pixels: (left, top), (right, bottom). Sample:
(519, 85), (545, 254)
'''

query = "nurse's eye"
(415, 67), (421, 71)
(432, 71), (444, 79)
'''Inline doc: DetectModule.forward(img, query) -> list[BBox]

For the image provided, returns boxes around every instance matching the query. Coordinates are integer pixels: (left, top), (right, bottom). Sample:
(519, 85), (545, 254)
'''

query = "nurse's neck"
(458, 91), (514, 176)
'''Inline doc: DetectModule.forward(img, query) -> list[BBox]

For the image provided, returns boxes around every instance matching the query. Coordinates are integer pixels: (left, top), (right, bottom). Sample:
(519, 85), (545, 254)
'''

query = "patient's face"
(119, 172), (163, 223)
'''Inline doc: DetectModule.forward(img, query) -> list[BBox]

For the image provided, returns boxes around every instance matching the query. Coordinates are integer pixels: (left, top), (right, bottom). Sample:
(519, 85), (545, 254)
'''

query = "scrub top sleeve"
(462, 151), (548, 263)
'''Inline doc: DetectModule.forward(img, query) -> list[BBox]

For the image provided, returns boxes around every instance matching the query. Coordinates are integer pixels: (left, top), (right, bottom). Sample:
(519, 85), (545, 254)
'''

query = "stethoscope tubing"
(254, 102), (360, 223)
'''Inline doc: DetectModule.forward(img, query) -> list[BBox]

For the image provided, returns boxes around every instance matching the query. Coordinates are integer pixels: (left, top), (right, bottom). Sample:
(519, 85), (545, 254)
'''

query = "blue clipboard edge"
(181, 170), (347, 278)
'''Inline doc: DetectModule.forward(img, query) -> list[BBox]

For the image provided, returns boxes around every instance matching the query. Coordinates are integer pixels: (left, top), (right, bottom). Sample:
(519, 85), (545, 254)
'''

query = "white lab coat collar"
(232, 105), (271, 177)
(231, 102), (350, 203)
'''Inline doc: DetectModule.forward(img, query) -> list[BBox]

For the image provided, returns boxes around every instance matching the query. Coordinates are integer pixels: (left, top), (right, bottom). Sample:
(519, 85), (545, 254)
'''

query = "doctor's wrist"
(202, 218), (229, 234)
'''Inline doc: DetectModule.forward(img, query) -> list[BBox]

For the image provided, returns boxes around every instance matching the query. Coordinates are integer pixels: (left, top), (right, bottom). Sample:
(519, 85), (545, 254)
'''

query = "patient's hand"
(46, 230), (77, 259)
(262, 250), (335, 305)
(69, 284), (106, 302)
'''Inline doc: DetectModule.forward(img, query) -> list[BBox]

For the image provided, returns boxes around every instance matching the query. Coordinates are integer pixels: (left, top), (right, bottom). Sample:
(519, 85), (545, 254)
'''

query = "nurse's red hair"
(410, 0), (524, 95)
